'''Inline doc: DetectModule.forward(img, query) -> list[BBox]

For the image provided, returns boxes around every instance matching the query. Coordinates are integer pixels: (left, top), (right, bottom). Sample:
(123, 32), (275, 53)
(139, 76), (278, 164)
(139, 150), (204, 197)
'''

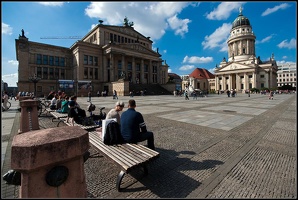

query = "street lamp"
(29, 74), (41, 98)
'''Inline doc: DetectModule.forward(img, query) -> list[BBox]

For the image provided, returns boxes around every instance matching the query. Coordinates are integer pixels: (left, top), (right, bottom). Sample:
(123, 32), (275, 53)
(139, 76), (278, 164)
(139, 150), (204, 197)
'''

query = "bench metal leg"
(57, 120), (63, 127)
(116, 170), (125, 191)
(143, 165), (148, 176)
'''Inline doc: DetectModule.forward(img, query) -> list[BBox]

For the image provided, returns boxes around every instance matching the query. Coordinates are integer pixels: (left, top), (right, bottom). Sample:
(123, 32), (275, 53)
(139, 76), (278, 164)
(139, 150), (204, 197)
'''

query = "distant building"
(180, 68), (215, 92)
(168, 73), (182, 91)
(214, 7), (278, 92)
(277, 63), (296, 88)
(15, 18), (169, 97)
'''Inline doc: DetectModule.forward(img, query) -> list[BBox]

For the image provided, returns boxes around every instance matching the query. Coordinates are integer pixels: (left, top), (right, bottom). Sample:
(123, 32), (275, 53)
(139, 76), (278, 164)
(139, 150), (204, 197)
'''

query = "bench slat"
(88, 131), (159, 172)
(89, 136), (131, 171)
(88, 132), (143, 168)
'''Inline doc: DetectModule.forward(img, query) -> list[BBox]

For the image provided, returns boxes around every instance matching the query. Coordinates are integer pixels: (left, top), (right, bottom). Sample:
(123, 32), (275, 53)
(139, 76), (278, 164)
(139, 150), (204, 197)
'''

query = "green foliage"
(250, 87), (259, 93)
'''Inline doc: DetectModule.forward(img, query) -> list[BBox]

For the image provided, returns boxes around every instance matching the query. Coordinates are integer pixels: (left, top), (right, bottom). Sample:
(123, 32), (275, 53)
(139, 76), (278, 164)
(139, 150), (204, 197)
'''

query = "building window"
(37, 54), (42, 65)
(49, 68), (54, 79)
(136, 63), (140, 71)
(89, 68), (93, 79)
(226, 77), (229, 80)
(144, 64), (148, 72)
(248, 75), (252, 78)
(55, 57), (59, 66)
(260, 75), (264, 78)
(43, 67), (48, 79)
(152, 66), (157, 73)
(60, 57), (65, 67)
(89, 56), (93, 65)
(261, 83), (264, 88)
(84, 55), (88, 65)
(110, 33), (113, 42)
(84, 68), (88, 79)
(61, 69), (65, 79)
(43, 55), (48, 65)
(49, 56), (54, 66)
(240, 76), (244, 79)
(95, 68), (98, 80)
(127, 62), (132, 70)
(114, 34), (117, 43)
(219, 77), (222, 80)
(118, 60), (122, 70)
(249, 83), (252, 89)
(94, 57), (98, 66)
(55, 68), (59, 79)
(37, 67), (42, 78)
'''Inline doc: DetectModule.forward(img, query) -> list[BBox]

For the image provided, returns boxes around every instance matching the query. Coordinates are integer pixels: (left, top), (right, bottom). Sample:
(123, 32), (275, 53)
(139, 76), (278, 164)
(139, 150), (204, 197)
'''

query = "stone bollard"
(18, 99), (39, 133)
(11, 126), (89, 198)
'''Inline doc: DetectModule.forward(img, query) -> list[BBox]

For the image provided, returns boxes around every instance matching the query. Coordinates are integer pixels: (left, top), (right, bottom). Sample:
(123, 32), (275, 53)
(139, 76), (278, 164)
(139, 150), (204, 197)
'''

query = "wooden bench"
(50, 112), (68, 126)
(44, 108), (56, 116)
(88, 131), (160, 191)
(59, 118), (100, 130)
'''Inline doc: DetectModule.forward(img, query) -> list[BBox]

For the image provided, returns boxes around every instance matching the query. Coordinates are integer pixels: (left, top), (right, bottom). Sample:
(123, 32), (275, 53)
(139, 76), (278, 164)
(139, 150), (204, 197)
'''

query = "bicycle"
(37, 98), (51, 116)
(2, 100), (11, 111)
(87, 102), (106, 124)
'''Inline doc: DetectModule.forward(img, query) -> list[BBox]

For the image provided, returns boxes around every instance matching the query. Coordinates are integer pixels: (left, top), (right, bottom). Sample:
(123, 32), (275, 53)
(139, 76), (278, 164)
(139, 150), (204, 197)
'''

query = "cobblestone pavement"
(1, 93), (297, 198)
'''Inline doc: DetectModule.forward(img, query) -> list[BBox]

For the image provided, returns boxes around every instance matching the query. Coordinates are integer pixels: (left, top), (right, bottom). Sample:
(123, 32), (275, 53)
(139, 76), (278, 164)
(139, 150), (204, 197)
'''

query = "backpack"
(103, 120), (124, 145)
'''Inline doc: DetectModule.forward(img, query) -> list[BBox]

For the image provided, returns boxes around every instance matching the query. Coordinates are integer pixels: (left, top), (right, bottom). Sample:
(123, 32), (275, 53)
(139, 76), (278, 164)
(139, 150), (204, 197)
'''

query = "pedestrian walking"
(97, 90), (100, 97)
(88, 91), (92, 102)
(185, 90), (189, 100)
(113, 90), (118, 99)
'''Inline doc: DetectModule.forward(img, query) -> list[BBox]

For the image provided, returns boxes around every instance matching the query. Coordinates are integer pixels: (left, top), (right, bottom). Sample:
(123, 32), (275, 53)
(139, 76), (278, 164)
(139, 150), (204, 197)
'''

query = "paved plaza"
(1, 93), (297, 198)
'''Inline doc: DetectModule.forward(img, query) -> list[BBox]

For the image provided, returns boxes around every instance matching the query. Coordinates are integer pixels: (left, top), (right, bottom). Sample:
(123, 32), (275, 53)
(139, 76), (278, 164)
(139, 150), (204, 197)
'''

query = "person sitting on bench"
(120, 99), (155, 150)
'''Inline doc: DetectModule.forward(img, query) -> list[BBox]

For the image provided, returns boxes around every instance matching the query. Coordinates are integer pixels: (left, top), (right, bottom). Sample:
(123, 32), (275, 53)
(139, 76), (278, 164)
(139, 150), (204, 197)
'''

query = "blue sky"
(2, 1), (297, 87)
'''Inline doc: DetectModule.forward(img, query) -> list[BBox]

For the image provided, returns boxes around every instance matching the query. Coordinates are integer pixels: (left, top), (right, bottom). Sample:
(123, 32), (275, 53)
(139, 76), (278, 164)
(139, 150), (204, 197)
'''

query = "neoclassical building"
(15, 18), (169, 97)
(277, 63), (296, 88)
(214, 7), (278, 92)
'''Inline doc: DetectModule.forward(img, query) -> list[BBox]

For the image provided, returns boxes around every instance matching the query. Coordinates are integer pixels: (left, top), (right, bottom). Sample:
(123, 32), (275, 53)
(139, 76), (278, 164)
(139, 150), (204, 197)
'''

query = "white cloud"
(38, 2), (64, 7)
(2, 73), (18, 87)
(276, 61), (296, 65)
(256, 35), (274, 44)
(167, 14), (191, 37)
(183, 56), (213, 64)
(282, 56), (287, 59)
(208, 67), (217, 74)
(261, 3), (291, 16)
(168, 68), (172, 73)
(202, 23), (231, 51)
(2, 22), (13, 35)
(163, 49), (167, 54)
(277, 38), (296, 49)
(84, 2), (191, 40)
(179, 65), (195, 71)
(8, 60), (19, 66)
(206, 2), (245, 20)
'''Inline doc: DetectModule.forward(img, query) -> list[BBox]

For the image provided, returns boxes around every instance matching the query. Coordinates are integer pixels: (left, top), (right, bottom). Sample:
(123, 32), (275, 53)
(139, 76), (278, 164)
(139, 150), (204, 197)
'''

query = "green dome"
(232, 13), (251, 29)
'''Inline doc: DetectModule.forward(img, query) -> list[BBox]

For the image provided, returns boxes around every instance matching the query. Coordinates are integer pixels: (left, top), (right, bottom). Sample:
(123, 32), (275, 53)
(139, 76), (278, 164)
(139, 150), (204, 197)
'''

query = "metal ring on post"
(45, 166), (69, 187)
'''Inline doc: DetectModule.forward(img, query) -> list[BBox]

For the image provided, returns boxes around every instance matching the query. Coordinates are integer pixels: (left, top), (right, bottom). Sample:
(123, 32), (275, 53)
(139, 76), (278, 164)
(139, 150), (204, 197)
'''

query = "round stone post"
(19, 99), (39, 133)
(11, 126), (89, 198)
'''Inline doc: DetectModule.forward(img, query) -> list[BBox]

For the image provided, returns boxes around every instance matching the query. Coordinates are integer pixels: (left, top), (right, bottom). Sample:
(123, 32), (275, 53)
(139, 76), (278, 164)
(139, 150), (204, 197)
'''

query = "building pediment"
(103, 43), (161, 58)
(104, 26), (148, 40)
(216, 63), (254, 72)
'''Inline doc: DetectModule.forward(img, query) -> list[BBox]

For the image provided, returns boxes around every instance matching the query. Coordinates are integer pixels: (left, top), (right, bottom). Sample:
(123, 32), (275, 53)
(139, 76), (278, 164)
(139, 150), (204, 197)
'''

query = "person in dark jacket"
(120, 99), (155, 150)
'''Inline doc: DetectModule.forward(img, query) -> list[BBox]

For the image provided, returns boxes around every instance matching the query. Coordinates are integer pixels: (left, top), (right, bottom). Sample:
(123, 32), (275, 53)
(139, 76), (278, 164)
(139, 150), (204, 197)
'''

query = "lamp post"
(28, 74), (41, 98)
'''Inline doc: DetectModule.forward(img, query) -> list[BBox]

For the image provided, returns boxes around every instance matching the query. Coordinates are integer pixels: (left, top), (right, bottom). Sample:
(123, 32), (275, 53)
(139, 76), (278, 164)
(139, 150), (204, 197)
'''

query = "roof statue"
(239, 6), (243, 15)
(123, 16), (134, 27)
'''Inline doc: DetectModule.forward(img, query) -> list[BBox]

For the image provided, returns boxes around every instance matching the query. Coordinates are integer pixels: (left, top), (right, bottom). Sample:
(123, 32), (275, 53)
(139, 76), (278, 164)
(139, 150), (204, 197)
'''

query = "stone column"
(244, 73), (248, 90)
(19, 99), (39, 134)
(11, 126), (89, 198)
(132, 57), (136, 83)
(110, 53), (114, 81)
(141, 59), (144, 84)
